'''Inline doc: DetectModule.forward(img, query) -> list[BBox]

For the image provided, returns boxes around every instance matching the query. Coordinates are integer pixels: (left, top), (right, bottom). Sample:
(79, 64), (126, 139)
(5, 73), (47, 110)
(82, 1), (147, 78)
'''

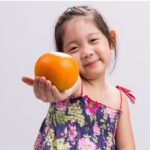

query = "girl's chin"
(81, 71), (105, 80)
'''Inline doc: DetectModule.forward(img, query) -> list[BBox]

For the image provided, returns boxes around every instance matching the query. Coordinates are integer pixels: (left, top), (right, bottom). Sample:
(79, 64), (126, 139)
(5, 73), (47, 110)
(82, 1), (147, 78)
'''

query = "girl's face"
(63, 17), (112, 80)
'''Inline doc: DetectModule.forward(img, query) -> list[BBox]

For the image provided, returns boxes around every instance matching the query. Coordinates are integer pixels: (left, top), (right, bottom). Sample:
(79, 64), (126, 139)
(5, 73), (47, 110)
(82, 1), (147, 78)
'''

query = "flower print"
(44, 128), (55, 146)
(103, 107), (114, 119)
(107, 132), (113, 144)
(34, 92), (121, 149)
(99, 132), (113, 150)
(67, 101), (85, 126)
(56, 100), (68, 111)
(45, 109), (52, 125)
(68, 123), (77, 145)
(34, 144), (42, 150)
(59, 127), (67, 138)
(105, 143), (111, 150)
(54, 111), (66, 125)
(34, 132), (42, 150)
(76, 115), (85, 126)
(45, 126), (49, 134)
(103, 107), (118, 124)
(78, 138), (97, 150)
(60, 132), (65, 137)
(68, 101), (82, 115)
(54, 138), (71, 150)
(93, 123), (100, 136)
(85, 96), (101, 116)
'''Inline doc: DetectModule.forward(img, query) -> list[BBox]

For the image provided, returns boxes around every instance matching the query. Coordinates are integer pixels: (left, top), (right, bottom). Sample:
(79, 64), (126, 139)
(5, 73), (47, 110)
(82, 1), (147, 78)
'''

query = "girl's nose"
(81, 45), (94, 59)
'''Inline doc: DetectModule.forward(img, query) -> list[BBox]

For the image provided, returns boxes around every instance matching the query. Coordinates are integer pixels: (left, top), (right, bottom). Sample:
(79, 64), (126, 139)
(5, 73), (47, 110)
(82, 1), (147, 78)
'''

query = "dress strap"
(80, 80), (83, 97)
(119, 91), (123, 110)
(116, 85), (136, 104)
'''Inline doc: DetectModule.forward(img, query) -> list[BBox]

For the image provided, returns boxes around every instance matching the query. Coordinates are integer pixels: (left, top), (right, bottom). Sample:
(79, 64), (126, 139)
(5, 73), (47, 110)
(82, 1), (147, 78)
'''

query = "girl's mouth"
(84, 59), (99, 67)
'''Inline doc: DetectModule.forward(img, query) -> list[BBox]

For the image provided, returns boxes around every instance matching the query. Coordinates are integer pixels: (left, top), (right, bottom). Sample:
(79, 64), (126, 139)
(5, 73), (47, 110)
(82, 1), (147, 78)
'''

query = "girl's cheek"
(70, 55), (78, 62)
(72, 57), (81, 67)
(68, 53), (81, 67)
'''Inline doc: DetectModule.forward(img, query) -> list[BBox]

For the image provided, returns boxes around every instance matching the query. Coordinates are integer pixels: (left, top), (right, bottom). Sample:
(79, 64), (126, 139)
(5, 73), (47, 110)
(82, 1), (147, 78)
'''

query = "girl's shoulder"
(105, 85), (136, 111)
(105, 85), (122, 111)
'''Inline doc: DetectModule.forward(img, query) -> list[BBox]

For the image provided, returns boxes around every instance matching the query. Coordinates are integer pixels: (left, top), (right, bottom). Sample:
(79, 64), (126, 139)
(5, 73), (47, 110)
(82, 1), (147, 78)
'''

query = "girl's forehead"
(64, 17), (101, 36)
(63, 17), (103, 47)
(64, 16), (94, 27)
(63, 16), (100, 35)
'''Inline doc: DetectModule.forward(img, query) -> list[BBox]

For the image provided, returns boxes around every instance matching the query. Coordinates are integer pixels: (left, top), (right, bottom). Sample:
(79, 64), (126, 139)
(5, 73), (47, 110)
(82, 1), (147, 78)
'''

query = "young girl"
(22, 5), (136, 150)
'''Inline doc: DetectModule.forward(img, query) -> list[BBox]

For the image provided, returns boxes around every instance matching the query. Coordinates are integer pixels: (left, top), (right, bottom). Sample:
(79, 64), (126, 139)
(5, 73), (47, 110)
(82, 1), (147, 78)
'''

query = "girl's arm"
(22, 75), (81, 103)
(115, 92), (136, 150)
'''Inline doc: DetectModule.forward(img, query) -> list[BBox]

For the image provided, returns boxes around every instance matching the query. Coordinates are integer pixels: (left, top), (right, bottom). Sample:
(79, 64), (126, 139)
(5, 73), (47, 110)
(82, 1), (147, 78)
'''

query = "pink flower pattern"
(85, 96), (101, 116)
(68, 123), (77, 145)
(78, 138), (97, 150)
(55, 100), (67, 111)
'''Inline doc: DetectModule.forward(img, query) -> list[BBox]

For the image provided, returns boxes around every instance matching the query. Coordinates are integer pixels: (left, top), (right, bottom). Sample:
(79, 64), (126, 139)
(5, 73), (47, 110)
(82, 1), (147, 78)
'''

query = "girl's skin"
(22, 15), (135, 149)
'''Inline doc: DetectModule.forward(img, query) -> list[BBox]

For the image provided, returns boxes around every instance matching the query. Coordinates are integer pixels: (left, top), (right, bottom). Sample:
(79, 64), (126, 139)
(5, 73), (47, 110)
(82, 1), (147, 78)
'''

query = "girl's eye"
(90, 38), (98, 42)
(64, 46), (79, 54)
(70, 46), (78, 51)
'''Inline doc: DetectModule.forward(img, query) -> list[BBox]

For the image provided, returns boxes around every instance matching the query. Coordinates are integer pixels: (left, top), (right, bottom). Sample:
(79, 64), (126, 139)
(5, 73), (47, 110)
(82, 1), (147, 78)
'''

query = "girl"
(22, 5), (136, 150)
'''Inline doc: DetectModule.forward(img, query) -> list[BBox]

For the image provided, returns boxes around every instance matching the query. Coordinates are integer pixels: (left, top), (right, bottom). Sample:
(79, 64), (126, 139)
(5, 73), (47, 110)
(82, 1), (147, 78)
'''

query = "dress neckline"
(83, 94), (122, 113)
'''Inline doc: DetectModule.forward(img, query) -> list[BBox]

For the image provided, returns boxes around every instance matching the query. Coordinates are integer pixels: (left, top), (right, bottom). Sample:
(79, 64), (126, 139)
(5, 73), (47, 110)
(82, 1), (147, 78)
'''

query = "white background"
(0, 1), (149, 149)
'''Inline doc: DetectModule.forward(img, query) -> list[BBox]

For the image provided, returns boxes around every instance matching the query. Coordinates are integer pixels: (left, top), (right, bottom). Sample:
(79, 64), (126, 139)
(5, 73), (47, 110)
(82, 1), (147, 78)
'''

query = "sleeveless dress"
(34, 85), (135, 150)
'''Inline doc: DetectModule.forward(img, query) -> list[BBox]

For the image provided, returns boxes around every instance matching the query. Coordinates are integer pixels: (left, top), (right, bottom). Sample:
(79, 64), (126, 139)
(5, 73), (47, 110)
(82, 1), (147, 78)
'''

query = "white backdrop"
(0, 1), (149, 149)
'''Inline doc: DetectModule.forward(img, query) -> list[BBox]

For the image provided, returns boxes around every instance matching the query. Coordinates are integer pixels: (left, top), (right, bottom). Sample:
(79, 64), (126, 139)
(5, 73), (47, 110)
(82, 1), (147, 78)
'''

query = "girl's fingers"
(38, 77), (46, 95)
(51, 85), (59, 100)
(33, 76), (40, 97)
(34, 76), (47, 101)
(33, 76), (68, 103)
(33, 77), (53, 103)
(22, 76), (34, 86)
(51, 85), (64, 101)
(45, 80), (55, 102)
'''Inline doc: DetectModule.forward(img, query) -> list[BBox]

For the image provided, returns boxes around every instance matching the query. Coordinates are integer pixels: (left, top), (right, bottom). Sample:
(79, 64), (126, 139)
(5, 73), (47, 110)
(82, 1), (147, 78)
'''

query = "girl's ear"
(110, 30), (116, 48)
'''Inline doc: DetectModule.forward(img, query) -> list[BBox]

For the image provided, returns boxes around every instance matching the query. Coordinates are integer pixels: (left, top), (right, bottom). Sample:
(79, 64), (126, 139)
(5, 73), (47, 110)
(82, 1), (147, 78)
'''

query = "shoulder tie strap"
(80, 80), (83, 97)
(116, 85), (136, 104)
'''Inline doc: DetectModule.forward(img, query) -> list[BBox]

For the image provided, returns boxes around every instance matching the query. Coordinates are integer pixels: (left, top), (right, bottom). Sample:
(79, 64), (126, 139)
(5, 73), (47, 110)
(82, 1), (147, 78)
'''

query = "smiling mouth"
(84, 60), (99, 67)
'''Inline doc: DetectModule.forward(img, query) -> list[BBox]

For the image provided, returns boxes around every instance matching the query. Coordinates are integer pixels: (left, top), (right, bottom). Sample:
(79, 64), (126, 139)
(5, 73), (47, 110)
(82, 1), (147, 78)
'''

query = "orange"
(34, 52), (79, 92)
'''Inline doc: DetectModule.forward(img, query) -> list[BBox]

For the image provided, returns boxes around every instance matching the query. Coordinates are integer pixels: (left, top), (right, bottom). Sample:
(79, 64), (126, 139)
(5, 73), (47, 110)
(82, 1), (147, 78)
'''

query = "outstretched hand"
(22, 76), (72, 103)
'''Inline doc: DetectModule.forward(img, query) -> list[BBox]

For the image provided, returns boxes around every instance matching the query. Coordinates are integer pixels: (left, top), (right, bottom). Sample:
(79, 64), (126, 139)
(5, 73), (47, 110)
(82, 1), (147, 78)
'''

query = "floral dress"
(34, 86), (135, 150)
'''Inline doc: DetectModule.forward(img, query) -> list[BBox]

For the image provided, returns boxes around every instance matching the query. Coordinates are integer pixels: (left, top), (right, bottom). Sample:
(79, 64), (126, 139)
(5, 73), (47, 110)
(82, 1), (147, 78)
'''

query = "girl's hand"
(22, 76), (72, 103)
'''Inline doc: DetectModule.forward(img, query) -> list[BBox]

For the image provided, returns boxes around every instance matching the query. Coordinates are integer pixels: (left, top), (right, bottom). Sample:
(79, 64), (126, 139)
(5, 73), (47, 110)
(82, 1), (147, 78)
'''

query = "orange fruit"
(34, 52), (79, 92)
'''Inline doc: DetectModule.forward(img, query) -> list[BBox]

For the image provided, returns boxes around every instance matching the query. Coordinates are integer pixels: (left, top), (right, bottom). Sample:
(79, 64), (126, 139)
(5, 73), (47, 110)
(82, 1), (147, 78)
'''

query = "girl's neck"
(81, 75), (111, 102)
(82, 75), (109, 93)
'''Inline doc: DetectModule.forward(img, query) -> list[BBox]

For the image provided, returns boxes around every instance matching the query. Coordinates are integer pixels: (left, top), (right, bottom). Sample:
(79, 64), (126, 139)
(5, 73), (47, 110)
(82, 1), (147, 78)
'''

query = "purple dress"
(34, 86), (135, 150)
